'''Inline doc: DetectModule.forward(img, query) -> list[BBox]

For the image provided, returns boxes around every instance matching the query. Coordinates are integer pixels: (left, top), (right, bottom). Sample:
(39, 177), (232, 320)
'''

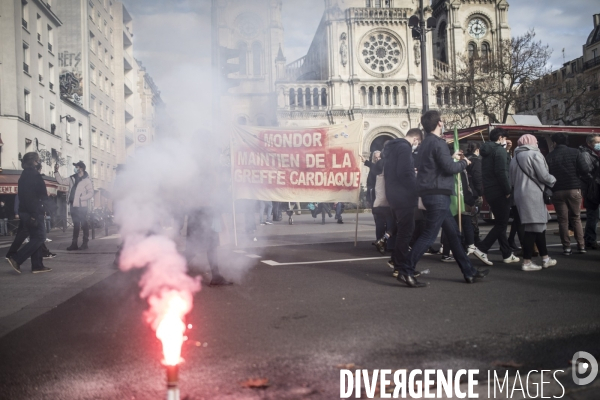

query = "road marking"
(262, 256), (388, 266)
(245, 254), (262, 259)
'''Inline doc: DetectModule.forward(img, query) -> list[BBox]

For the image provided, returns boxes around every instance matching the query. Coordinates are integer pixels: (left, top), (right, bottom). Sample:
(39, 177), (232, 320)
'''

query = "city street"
(0, 214), (598, 399)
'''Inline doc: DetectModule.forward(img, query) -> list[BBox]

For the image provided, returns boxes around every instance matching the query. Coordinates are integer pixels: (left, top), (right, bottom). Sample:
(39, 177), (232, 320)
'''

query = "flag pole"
(354, 167), (362, 247)
(454, 126), (462, 233)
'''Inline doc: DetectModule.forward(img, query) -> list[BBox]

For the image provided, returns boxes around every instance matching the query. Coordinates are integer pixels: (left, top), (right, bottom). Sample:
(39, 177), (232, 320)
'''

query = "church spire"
(275, 44), (286, 62)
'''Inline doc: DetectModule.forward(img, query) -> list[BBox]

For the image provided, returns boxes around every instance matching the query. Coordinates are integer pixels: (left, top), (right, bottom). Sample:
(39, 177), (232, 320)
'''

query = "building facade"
(517, 14), (600, 127)
(218, 0), (510, 153)
(133, 60), (163, 150)
(0, 0), (63, 175)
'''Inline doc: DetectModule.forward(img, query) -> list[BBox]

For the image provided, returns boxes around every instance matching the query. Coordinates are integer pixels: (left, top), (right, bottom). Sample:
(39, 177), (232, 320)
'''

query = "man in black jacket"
(546, 133), (587, 255)
(6, 153), (51, 274)
(471, 128), (518, 265)
(396, 111), (488, 287)
(384, 129), (422, 274)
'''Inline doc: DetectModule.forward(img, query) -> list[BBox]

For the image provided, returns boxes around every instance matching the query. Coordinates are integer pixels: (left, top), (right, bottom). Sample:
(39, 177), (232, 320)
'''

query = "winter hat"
(517, 134), (537, 147)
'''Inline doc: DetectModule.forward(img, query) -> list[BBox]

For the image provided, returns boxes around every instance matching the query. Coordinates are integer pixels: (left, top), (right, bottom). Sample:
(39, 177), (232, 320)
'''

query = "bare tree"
(535, 73), (600, 126)
(446, 29), (552, 126)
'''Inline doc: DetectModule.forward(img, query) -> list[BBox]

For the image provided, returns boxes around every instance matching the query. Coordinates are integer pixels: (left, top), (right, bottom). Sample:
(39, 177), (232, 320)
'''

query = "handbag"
(515, 152), (553, 205)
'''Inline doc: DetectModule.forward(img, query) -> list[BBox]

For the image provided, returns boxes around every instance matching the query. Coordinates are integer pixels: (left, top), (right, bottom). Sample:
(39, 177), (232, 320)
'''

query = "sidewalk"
(0, 226), (121, 338)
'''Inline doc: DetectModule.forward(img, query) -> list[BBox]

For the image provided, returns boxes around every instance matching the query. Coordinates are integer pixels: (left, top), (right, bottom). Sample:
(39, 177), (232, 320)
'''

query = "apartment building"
(134, 60), (163, 149)
(54, 0), (122, 203)
(0, 0), (63, 176)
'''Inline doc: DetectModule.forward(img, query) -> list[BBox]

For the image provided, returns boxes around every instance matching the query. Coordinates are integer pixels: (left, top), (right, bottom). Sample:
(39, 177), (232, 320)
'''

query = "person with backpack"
(578, 134), (600, 249)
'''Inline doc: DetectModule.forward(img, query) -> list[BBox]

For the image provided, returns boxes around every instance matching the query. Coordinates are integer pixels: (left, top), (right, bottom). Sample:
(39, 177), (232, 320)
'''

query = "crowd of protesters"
(364, 110), (600, 288)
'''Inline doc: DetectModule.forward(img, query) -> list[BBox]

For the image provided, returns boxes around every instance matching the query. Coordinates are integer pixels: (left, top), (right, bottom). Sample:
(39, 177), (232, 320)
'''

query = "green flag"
(450, 126), (465, 218)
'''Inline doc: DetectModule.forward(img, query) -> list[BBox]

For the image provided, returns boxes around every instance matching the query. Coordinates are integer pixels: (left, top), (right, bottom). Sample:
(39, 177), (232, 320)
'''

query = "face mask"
(412, 144), (419, 152)
(440, 125), (445, 137)
(74, 168), (79, 174)
(595, 144), (600, 151)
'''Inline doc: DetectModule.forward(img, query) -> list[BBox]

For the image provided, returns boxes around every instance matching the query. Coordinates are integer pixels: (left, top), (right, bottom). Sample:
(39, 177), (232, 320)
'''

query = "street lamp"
(409, 0), (436, 113)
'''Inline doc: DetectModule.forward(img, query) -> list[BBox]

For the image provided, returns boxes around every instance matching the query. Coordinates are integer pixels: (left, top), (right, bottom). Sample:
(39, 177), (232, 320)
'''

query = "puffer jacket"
(480, 142), (511, 201)
(55, 171), (94, 208)
(415, 133), (467, 197)
(545, 144), (586, 192)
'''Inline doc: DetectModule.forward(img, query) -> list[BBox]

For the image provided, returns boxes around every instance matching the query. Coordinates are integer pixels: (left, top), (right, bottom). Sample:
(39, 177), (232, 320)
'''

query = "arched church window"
(289, 89), (296, 109)
(459, 87), (465, 105)
(376, 87), (383, 106)
(314, 88), (320, 107)
(298, 88), (304, 108)
(468, 42), (477, 60)
(392, 87), (399, 106)
(368, 87), (374, 106)
(305, 88), (312, 107)
(361, 87), (367, 107)
(436, 87), (443, 106)
(401, 87), (408, 106)
(321, 88), (328, 107)
(384, 87), (391, 106)
(481, 42), (491, 72)
(238, 42), (248, 75)
(466, 87), (473, 105)
(252, 42), (262, 76)
(237, 116), (247, 125)
(444, 88), (450, 105)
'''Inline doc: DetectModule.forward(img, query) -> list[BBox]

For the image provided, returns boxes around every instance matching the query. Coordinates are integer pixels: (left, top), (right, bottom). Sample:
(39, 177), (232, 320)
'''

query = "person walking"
(259, 200), (273, 225)
(0, 201), (8, 236)
(472, 128), (519, 266)
(54, 161), (94, 251)
(384, 129), (423, 278)
(396, 111), (488, 287)
(6, 153), (52, 274)
(465, 143), (483, 246)
(510, 134), (557, 271)
(545, 132), (587, 255)
(578, 134), (600, 249)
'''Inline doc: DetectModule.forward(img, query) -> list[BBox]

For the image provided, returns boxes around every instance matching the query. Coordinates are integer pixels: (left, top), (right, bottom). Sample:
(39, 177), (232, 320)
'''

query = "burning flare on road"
(156, 291), (188, 366)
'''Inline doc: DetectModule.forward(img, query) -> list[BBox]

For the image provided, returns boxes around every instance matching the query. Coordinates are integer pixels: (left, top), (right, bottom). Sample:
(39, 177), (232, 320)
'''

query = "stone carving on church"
(414, 42), (421, 66)
(236, 13), (261, 38)
(340, 33), (348, 67)
(359, 30), (404, 78)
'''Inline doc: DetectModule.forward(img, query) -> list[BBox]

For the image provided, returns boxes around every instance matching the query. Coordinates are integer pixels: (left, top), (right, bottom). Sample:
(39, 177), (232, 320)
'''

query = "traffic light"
(219, 46), (241, 93)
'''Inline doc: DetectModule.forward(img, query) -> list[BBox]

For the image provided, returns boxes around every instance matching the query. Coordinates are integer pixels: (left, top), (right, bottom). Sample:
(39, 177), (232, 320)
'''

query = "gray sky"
(124, 0), (599, 133)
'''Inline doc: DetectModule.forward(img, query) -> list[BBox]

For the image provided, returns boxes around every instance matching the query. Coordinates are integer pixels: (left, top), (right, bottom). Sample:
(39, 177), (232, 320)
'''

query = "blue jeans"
(260, 201), (273, 224)
(0, 218), (7, 235)
(584, 199), (599, 246)
(399, 195), (477, 278)
(13, 212), (46, 270)
(334, 202), (343, 220)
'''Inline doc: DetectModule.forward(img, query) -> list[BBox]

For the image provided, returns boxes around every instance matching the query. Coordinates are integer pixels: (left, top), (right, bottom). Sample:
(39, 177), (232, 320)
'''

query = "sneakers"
(7, 257), (21, 274)
(466, 245), (477, 256)
(577, 247), (587, 254)
(521, 262), (542, 272)
(372, 237), (387, 255)
(563, 247), (572, 256)
(472, 248), (493, 266)
(32, 266), (52, 274)
(387, 260), (394, 269)
(542, 258), (557, 268)
(392, 270), (399, 278)
(337, 219), (344, 224)
(43, 253), (57, 259)
(79, 242), (89, 250)
(503, 254), (520, 264)
(264, 221), (273, 225)
(260, 222), (266, 226)
(441, 255), (455, 263)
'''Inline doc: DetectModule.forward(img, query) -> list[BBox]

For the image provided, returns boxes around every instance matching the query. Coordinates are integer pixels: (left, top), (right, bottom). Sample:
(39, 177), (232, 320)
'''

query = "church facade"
(217, 0), (510, 154)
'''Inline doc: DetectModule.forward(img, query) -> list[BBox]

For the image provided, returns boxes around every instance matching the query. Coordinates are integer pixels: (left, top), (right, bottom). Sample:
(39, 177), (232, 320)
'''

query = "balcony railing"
(584, 56), (600, 71)
(434, 59), (451, 79)
(22, 19), (28, 29)
(123, 51), (133, 70)
(25, 113), (31, 122)
(124, 76), (133, 95)
(23, 63), (29, 73)
(125, 103), (134, 119)
(125, 128), (134, 145)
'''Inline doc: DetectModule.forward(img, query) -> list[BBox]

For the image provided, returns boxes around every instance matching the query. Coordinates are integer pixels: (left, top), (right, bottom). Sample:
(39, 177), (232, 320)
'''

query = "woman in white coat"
(509, 134), (557, 271)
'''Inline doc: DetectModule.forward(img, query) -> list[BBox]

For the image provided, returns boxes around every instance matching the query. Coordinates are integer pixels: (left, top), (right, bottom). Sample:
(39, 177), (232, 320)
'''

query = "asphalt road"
(0, 215), (599, 399)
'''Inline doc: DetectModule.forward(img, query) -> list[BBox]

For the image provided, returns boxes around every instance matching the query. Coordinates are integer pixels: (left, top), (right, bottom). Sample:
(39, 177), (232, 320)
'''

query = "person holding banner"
(397, 111), (489, 287)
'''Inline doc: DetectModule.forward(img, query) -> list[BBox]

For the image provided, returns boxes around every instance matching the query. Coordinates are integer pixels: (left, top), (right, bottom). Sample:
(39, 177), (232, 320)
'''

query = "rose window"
(361, 33), (402, 74)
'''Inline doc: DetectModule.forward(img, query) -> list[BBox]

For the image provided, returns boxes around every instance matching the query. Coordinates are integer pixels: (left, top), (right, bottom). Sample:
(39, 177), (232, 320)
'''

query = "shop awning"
(0, 172), (69, 196)
(444, 125), (489, 144)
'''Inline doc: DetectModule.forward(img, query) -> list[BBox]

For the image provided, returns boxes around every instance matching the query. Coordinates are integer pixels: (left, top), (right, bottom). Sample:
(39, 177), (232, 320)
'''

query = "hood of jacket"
(480, 141), (502, 157)
(515, 144), (539, 155)
(384, 138), (411, 155)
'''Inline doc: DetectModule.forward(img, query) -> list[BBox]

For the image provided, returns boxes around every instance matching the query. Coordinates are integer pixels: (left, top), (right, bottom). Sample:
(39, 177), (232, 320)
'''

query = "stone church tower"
(215, 0), (284, 128)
